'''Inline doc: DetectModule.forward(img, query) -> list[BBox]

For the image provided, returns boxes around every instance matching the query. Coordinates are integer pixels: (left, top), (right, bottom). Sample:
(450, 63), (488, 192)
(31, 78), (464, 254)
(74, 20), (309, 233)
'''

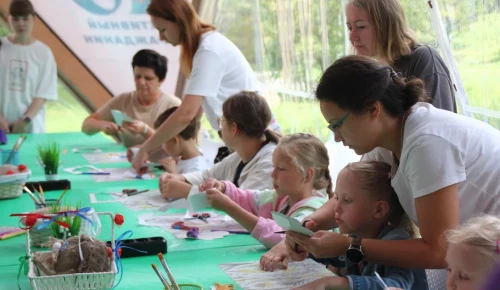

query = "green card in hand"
(271, 212), (314, 236)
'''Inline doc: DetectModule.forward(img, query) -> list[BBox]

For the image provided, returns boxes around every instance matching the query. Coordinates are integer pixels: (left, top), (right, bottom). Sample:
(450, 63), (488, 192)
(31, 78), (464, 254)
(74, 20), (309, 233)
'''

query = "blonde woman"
(346, 0), (456, 112)
(132, 0), (279, 172)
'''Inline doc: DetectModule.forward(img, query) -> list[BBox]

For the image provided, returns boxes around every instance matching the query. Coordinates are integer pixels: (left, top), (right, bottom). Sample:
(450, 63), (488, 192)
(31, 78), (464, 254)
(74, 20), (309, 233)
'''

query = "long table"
(0, 133), (266, 290)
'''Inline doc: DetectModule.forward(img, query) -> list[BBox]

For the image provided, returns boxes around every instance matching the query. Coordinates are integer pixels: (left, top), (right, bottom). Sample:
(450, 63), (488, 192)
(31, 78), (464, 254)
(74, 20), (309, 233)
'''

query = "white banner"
(32, 0), (181, 97)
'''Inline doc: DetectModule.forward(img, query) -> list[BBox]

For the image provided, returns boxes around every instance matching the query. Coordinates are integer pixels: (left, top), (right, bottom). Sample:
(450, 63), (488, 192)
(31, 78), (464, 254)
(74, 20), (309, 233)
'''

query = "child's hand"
(159, 157), (179, 174)
(206, 188), (232, 210)
(199, 178), (226, 192)
(260, 241), (290, 271)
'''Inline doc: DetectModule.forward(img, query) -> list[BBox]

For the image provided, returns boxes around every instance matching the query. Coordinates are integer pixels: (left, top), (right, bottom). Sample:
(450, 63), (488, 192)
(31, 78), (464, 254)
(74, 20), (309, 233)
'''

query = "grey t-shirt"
(393, 44), (457, 113)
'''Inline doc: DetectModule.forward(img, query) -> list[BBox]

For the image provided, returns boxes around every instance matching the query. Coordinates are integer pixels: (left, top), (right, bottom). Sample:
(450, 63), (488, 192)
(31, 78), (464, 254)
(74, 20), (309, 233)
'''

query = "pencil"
(375, 272), (390, 289)
(212, 230), (250, 235)
(0, 230), (25, 240)
(56, 188), (69, 204)
(127, 189), (149, 196)
(151, 264), (172, 290)
(22, 186), (40, 203)
(32, 185), (44, 204)
(38, 184), (45, 203)
(158, 253), (180, 290)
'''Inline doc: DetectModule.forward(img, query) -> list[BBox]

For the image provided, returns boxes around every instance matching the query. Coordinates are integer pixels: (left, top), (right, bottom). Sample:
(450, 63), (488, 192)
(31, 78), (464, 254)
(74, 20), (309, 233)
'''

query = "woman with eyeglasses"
(346, 0), (456, 112)
(261, 56), (500, 287)
(159, 91), (280, 200)
(131, 0), (279, 172)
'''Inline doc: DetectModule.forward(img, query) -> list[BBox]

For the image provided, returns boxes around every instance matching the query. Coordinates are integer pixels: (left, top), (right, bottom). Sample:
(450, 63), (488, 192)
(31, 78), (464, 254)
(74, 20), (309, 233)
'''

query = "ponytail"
(264, 129), (281, 144)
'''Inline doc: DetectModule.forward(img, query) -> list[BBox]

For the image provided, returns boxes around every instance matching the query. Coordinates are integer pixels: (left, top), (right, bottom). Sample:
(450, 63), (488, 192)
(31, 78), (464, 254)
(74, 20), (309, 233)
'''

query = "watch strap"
(351, 237), (362, 249)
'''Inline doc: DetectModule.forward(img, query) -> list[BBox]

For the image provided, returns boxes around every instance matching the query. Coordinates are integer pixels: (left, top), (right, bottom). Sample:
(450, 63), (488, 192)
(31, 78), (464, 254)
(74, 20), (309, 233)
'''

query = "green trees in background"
(201, 0), (500, 139)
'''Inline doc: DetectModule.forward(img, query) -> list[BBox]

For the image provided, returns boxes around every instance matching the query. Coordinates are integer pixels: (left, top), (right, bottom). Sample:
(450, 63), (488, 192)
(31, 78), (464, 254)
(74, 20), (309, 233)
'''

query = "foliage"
(37, 141), (61, 175)
(49, 202), (82, 239)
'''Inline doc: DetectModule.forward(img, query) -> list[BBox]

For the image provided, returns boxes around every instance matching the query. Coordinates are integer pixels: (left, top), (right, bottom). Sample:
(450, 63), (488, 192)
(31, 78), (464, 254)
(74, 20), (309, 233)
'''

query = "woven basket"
(0, 170), (31, 199)
(27, 211), (118, 290)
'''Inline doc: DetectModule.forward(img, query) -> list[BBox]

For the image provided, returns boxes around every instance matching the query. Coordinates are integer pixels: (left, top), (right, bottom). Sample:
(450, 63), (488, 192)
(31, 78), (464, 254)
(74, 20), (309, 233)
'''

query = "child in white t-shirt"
(0, 0), (58, 134)
(154, 106), (213, 174)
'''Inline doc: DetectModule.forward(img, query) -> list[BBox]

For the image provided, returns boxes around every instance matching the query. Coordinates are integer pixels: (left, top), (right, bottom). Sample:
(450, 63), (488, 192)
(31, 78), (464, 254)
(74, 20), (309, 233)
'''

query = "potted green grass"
(37, 141), (61, 181)
(49, 203), (82, 240)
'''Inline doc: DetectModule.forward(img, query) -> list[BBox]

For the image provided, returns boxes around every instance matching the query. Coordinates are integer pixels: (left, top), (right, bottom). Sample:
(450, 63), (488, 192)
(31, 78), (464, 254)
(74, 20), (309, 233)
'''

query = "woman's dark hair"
(9, 0), (35, 17)
(315, 55), (429, 117)
(131, 49), (168, 81)
(154, 106), (198, 140)
(222, 91), (281, 144)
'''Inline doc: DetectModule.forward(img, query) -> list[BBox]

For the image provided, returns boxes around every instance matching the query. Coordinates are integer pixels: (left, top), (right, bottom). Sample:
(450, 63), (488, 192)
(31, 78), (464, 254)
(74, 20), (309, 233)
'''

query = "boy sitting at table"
(152, 107), (213, 174)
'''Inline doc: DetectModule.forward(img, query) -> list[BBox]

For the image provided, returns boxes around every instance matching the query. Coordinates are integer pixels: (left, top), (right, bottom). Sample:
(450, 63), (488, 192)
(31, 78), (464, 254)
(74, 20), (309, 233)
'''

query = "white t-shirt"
(0, 37), (58, 133)
(184, 31), (259, 130)
(364, 102), (500, 226)
(183, 142), (277, 190)
(177, 154), (213, 175)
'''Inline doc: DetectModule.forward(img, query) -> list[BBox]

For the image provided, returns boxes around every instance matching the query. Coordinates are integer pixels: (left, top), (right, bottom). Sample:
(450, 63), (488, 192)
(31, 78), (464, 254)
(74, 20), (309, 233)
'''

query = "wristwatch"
(345, 235), (364, 263)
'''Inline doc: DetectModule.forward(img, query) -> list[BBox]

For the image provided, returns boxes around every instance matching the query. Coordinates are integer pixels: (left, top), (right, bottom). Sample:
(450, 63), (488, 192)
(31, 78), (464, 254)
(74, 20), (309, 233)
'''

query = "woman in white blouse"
(132, 0), (279, 172)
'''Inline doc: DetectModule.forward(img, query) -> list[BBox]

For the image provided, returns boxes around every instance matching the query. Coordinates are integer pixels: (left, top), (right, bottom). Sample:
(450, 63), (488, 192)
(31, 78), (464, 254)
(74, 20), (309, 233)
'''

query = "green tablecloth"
(0, 133), (266, 290)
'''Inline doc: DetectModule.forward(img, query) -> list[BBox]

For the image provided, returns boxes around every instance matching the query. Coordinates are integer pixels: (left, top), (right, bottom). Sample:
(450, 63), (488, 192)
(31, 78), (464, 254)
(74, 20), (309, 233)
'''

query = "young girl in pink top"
(199, 133), (332, 248)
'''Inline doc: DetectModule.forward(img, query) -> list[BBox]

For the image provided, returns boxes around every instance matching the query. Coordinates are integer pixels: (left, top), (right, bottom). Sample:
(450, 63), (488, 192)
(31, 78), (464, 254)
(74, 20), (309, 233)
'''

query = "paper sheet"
(89, 190), (167, 211)
(91, 167), (156, 182)
(271, 212), (314, 236)
(188, 192), (211, 212)
(82, 152), (128, 164)
(138, 212), (245, 240)
(219, 259), (336, 290)
(111, 109), (132, 126)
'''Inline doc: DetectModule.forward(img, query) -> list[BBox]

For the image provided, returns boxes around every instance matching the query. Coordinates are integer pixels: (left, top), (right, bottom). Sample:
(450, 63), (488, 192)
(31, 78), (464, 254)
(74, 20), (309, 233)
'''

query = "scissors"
(172, 221), (193, 230)
(185, 213), (211, 223)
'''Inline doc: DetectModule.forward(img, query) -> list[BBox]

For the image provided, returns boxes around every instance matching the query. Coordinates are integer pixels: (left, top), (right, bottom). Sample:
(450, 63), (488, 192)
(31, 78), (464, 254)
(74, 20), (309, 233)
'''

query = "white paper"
(91, 168), (156, 182)
(89, 190), (167, 211)
(219, 259), (336, 290)
(137, 212), (245, 240)
(81, 152), (127, 164)
(64, 165), (104, 174)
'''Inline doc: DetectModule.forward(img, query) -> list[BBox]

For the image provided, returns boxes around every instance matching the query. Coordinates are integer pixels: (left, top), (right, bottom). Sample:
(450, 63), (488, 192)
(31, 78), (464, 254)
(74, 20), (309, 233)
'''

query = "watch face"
(346, 248), (364, 263)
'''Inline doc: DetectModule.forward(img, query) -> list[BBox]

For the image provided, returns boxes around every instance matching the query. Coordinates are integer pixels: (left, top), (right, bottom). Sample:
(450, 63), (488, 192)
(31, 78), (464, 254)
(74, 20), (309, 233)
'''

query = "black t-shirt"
(393, 44), (457, 113)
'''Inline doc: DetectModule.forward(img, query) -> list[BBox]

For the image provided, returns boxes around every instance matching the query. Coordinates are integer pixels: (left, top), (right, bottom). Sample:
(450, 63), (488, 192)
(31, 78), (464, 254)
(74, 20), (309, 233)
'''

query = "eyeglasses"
(327, 112), (350, 132)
